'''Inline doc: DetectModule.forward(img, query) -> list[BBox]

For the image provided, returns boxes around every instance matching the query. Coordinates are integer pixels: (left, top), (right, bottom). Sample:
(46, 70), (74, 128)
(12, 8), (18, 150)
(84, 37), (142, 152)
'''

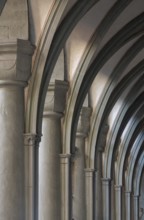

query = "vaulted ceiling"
(1, 0), (144, 198)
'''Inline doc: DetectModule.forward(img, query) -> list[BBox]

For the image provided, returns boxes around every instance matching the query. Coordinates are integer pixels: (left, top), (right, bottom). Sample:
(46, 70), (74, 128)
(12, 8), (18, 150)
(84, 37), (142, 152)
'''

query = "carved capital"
(115, 185), (122, 191)
(124, 158), (129, 173)
(77, 107), (92, 138)
(102, 178), (111, 186)
(98, 122), (109, 152)
(114, 148), (119, 162)
(24, 133), (41, 147)
(54, 80), (69, 113)
(59, 154), (71, 164)
(84, 168), (95, 177)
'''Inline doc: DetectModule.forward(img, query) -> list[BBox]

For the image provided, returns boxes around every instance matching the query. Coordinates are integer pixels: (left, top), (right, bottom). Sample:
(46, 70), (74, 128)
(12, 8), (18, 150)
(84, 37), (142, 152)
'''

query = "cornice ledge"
(77, 107), (92, 138)
(16, 39), (35, 82)
(44, 80), (69, 114)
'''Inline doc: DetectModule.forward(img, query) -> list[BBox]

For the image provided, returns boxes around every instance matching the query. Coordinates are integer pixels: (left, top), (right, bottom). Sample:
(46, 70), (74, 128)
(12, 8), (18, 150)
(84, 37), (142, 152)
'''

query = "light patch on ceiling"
(108, 99), (123, 129)
(90, 72), (109, 109)
(28, 0), (54, 44)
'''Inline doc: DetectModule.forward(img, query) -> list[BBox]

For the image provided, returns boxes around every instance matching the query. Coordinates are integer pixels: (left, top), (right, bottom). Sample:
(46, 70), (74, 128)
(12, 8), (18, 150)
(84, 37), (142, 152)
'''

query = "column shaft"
(72, 135), (86, 220)
(24, 133), (40, 220)
(60, 154), (71, 220)
(133, 195), (139, 220)
(125, 192), (131, 220)
(0, 84), (25, 219)
(102, 178), (111, 220)
(115, 185), (122, 220)
(95, 170), (103, 220)
(85, 169), (94, 220)
(39, 113), (62, 220)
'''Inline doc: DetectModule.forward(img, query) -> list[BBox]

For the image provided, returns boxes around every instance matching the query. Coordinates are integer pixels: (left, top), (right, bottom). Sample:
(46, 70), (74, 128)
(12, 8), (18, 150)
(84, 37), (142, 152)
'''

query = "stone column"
(115, 185), (122, 220)
(85, 169), (95, 220)
(60, 154), (71, 220)
(39, 80), (68, 220)
(125, 191), (131, 220)
(95, 123), (109, 220)
(0, 39), (34, 219)
(24, 133), (41, 220)
(102, 178), (111, 220)
(95, 169), (103, 220)
(72, 107), (91, 220)
(133, 195), (139, 220)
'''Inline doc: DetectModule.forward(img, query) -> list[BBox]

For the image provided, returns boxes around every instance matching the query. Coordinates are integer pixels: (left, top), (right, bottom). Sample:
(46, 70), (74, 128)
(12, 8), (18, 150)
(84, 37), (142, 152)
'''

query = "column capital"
(59, 154), (71, 164)
(44, 80), (69, 116)
(115, 185), (122, 192)
(43, 111), (63, 118)
(84, 168), (95, 172)
(84, 168), (95, 177)
(24, 133), (42, 147)
(115, 185), (122, 189)
(97, 122), (109, 152)
(133, 194), (139, 198)
(102, 178), (111, 185)
(125, 191), (131, 195)
(0, 39), (35, 83)
(77, 107), (92, 138)
(16, 39), (35, 82)
(59, 153), (71, 158)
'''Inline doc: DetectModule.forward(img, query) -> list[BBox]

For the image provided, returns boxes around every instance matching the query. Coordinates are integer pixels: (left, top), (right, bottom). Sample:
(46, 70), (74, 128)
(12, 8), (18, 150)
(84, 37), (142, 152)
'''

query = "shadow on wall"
(27, 0), (42, 45)
(0, 0), (6, 15)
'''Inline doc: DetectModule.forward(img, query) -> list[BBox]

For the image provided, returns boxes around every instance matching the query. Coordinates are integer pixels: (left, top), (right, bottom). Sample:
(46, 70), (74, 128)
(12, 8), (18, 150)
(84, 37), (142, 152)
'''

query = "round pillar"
(39, 80), (68, 220)
(95, 150), (103, 220)
(0, 38), (34, 219)
(133, 195), (139, 220)
(72, 107), (91, 220)
(85, 169), (95, 220)
(60, 154), (71, 220)
(125, 191), (131, 220)
(39, 111), (62, 220)
(72, 134), (86, 220)
(102, 178), (111, 220)
(24, 133), (41, 220)
(0, 81), (26, 219)
(115, 185), (122, 220)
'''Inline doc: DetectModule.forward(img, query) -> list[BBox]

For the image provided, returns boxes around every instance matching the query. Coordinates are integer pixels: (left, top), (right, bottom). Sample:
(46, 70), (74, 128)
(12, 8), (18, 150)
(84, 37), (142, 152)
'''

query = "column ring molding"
(43, 110), (63, 118)
(0, 80), (27, 87)
(24, 133), (42, 146)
